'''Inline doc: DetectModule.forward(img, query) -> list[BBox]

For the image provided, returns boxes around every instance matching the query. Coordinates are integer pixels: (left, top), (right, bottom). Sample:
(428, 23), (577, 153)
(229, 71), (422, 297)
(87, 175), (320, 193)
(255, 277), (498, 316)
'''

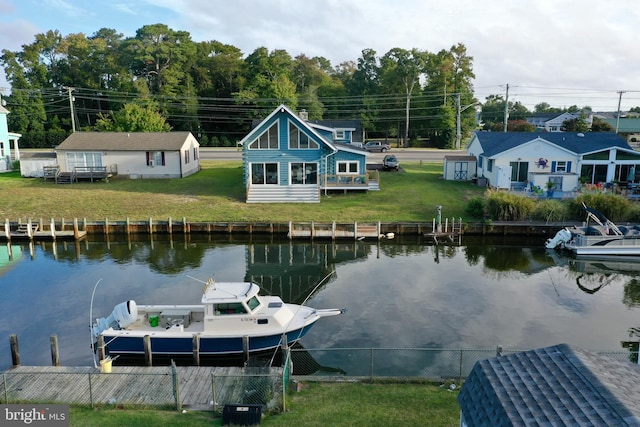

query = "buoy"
(386, 232), (395, 239)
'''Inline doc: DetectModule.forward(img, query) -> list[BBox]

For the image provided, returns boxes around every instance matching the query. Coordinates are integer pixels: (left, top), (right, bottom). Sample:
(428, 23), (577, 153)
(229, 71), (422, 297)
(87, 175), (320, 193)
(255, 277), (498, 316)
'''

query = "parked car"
(383, 154), (399, 171)
(364, 141), (391, 152)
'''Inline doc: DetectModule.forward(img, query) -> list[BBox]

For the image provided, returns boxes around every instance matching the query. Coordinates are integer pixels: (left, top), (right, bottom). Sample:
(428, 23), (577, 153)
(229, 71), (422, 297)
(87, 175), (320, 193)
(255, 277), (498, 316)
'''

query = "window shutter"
(161, 152), (166, 166)
(146, 151), (150, 166)
(567, 161), (572, 172)
(551, 161), (557, 172)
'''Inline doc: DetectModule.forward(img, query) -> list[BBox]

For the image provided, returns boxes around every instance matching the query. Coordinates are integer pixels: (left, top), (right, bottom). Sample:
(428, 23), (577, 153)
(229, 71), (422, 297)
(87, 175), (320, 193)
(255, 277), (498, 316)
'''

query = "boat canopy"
(201, 281), (260, 304)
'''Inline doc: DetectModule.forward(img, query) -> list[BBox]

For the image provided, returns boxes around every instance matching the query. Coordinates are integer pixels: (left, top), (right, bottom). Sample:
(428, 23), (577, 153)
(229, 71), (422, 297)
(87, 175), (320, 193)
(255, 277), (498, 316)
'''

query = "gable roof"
(472, 132), (631, 157)
(458, 343), (640, 426)
(56, 132), (196, 151)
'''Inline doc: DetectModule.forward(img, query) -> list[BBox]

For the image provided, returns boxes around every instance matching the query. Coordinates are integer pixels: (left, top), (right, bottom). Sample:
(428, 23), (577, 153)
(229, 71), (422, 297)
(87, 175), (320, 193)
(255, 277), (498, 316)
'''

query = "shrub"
(570, 193), (631, 221)
(485, 190), (536, 221)
(531, 199), (570, 222)
(465, 196), (486, 219)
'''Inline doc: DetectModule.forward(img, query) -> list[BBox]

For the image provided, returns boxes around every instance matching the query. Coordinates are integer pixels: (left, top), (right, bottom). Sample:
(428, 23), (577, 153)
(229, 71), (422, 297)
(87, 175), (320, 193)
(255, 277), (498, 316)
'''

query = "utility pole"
(615, 90), (625, 133)
(65, 87), (76, 132)
(503, 83), (509, 132)
(456, 94), (479, 150)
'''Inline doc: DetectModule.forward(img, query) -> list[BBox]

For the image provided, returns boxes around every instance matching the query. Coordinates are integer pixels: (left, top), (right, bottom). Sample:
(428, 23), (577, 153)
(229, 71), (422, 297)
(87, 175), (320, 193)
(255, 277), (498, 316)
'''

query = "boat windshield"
(247, 296), (260, 311)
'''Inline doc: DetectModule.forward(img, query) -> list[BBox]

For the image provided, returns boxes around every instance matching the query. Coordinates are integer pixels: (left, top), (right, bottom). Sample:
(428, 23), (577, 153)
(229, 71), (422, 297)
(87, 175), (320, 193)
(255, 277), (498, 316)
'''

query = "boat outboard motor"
(92, 300), (138, 339)
(545, 228), (572, 249)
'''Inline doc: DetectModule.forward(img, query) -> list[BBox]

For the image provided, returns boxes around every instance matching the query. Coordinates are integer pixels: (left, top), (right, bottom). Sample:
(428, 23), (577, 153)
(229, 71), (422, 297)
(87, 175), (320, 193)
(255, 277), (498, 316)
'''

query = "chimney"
(299, 109), (308, 121)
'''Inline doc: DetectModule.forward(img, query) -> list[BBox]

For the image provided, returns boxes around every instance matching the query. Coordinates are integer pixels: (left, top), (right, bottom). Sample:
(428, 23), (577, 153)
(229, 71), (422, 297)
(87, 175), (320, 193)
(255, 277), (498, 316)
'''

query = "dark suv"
(383, 154), (399, 171)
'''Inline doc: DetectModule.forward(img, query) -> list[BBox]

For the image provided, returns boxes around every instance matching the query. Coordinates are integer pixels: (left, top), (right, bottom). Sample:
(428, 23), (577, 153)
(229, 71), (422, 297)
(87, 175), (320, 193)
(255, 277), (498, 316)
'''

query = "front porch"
(321, 170), (380, 192)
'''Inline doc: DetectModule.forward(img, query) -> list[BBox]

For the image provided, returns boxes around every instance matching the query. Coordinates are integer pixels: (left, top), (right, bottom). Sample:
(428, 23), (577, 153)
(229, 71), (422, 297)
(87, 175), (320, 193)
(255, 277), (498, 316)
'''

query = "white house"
(526, 111), (592, 132)
(466, 132), (640, 193)
(55, 131), (200, 179)
(0, 103), (21, 172)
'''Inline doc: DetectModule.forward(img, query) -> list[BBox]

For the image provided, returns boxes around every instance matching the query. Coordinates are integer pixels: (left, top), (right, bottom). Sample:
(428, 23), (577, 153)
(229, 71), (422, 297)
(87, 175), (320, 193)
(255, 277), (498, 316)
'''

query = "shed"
(458, 343), (640, 426)
(443, 155), (477, 181)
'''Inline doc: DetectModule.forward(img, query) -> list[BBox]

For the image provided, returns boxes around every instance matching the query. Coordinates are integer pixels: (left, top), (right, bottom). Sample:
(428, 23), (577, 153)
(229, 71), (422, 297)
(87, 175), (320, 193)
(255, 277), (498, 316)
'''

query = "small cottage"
(54, 131), (200, 179)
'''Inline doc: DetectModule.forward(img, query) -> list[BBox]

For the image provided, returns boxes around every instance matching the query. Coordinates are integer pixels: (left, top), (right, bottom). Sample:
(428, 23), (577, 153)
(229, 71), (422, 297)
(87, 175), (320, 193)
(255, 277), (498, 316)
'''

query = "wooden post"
(242, 335), (250, 365)
(50, 218), (56, 239)
(149, 217), (153, 235)
(97, 335), (106, 362)
(126, 217), (130, 235)
(332, 221), (336, 240)
(10, 334), (20, 366)
(168, 217), (173, 235)
(144, 335), (152, 366)
(192, 335), (200, 366)
(5, 218), (10, 242)
(288, 221), (292, 240)
(354, 221), (357, 240)
(182, 217), (188, 234)
(73, 218), (79, 239)
(61, 217), (65, 231)
(310, 221), (314, 239)
(50, 335), (59, 366)
(105, 218), (109, 236)
(27, 218), (33, 240)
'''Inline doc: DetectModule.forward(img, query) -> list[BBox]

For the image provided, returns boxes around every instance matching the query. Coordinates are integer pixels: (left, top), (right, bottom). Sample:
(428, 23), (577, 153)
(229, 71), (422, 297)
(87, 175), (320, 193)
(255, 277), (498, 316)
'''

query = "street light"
(456, 94), (480, 150)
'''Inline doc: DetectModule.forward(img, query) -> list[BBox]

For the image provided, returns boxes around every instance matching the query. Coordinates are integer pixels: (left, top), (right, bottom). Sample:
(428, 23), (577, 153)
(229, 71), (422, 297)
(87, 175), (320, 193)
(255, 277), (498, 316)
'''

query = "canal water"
(1, 235), (639, 372)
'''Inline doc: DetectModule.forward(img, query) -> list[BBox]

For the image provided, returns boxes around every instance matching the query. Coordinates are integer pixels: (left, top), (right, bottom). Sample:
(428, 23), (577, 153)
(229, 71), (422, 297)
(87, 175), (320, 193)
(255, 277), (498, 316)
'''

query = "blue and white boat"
(91, 279), (343, 361)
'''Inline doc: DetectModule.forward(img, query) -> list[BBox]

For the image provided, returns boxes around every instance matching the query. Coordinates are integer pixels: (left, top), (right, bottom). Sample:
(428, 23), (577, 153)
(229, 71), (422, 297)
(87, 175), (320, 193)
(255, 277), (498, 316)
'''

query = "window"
(487, 159), (493, 172)
(553, 161), (570, 172)
(289, 122), (318, 149)
(146, 151), (165, 166)
(67, 152), (103, 169)
(291, 163), (317, 184)
(184, 150), (190, 164)
(337, 161), (358, 174)
(335, 130), (345, 139)
(251, 163), (278, 185)
(249, 122), (279, 149)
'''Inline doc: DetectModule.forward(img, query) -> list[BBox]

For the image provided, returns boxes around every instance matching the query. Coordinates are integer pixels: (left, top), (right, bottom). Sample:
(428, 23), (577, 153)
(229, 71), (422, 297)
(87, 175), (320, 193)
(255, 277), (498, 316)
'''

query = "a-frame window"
(289, 122), (318, 149)
(249, 122), (279, 150)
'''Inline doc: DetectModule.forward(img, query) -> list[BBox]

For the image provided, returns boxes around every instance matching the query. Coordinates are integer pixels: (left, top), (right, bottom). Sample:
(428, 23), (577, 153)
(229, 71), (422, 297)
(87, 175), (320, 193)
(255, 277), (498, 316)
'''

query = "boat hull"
(101, 324), (316, 359)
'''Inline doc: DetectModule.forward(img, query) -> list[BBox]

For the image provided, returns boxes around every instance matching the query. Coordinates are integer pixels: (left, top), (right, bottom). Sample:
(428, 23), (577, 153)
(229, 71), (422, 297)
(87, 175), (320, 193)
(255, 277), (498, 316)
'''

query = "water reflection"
(1, 235), (639, 371)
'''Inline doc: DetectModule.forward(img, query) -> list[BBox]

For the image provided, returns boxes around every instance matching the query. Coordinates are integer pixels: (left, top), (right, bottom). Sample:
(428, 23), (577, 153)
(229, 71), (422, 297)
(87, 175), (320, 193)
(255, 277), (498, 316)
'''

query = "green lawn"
(69, 381), (460, 427)
(0, 161), (486, 222)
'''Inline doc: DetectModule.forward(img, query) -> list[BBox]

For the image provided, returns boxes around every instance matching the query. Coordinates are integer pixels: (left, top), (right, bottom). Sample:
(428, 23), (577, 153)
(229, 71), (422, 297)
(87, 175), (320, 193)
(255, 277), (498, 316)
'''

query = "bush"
(465, 196), (486, 219)
(485, 190), (536, 221)
(531, 199), (569, 222)
(570, 193), (631, 221)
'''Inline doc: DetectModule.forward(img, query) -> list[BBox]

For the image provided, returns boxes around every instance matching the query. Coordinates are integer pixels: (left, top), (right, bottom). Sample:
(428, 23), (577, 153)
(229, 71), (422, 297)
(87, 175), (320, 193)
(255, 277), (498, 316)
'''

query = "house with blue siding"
(239, 105), (374, 203)
(466, 131), (640, 193)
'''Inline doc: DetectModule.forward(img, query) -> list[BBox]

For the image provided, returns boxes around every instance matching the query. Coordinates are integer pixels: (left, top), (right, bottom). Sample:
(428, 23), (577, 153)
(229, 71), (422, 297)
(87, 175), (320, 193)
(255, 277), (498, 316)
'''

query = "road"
(200, 147), (460, 163)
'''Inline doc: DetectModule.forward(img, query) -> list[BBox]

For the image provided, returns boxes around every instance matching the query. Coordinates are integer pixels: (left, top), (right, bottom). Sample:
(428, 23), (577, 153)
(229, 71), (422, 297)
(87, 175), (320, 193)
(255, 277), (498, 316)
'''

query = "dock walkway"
(1, 365), (284, 411)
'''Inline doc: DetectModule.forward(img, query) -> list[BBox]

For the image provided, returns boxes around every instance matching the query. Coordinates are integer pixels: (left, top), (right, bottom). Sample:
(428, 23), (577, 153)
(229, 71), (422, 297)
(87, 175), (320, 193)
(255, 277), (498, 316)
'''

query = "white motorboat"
(545, 204), (640, 256)
(91, 279), (344, 361)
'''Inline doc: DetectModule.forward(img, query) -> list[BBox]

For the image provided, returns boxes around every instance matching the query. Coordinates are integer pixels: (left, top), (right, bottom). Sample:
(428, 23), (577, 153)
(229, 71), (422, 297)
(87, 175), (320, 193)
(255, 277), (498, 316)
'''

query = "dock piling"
(10, 334), (20, 366)
(50, 335), (59, 366)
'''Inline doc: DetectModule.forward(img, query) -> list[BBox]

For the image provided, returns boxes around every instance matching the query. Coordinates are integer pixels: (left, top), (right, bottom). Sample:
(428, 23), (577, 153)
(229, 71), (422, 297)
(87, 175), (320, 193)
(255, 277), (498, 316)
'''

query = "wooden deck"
(1, 365), (284, 411)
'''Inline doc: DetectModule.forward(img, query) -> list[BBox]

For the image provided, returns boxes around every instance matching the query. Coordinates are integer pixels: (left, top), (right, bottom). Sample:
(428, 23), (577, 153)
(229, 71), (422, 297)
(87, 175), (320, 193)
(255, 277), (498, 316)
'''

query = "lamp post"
(456, 94), (480, 150)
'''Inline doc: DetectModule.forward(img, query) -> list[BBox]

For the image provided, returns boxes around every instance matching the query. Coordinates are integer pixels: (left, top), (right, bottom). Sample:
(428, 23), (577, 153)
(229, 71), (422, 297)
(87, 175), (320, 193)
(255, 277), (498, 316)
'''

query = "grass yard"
(0, 161), (486, 223)
(68, 381), (460, 427)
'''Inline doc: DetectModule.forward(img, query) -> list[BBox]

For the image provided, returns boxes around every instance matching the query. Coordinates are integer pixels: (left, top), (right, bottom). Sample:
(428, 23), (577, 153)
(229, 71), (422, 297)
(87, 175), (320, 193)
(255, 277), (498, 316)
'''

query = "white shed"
(442, 155), (477, 181)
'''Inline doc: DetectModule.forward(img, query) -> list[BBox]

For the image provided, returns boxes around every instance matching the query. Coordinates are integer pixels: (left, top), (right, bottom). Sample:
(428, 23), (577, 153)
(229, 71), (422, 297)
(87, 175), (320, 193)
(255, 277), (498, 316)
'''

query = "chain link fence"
(289, 347), (639, 381)
(2, 348), (636, 411)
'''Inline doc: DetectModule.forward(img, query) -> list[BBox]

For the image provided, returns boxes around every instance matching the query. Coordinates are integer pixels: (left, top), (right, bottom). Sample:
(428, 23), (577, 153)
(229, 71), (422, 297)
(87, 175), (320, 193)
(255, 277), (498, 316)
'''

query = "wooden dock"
(0, 218), (86, 241)
(288, 221), (384, 239)
(1, 365), (283, 411)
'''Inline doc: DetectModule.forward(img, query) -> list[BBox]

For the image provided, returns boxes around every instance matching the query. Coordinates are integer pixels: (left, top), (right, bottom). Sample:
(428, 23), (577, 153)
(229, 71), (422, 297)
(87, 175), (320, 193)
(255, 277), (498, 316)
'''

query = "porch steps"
(246, 186), (320, 203)
(368, 181), (380, 191)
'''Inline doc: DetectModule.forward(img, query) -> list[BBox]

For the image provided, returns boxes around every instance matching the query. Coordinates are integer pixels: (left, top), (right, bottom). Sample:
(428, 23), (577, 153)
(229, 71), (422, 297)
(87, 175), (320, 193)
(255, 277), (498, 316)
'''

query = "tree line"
(0, 23), (616, 149)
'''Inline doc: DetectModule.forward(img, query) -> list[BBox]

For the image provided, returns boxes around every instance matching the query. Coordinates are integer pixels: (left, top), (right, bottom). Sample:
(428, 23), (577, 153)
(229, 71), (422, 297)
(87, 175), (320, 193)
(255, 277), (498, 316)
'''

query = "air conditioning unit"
(149, 160), (154, 167)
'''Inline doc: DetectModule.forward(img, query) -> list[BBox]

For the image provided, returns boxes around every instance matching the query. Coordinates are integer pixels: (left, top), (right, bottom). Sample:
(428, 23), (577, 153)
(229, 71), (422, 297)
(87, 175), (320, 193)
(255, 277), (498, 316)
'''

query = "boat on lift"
(91, 278), (344, 362)
(545, 204), (640, 257)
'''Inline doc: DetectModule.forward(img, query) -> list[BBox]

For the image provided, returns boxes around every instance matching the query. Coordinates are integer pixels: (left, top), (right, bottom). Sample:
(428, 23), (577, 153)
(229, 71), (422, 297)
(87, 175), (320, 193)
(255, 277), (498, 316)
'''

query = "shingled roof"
(458, 343), (640, 426)
(56, 132), (194, 151)
(472, 132), (631, 158)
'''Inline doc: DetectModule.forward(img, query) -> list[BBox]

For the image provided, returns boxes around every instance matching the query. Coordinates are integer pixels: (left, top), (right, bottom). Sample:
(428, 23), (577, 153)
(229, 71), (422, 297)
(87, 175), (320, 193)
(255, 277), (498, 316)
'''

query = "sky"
(1, 0), (639, 112)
